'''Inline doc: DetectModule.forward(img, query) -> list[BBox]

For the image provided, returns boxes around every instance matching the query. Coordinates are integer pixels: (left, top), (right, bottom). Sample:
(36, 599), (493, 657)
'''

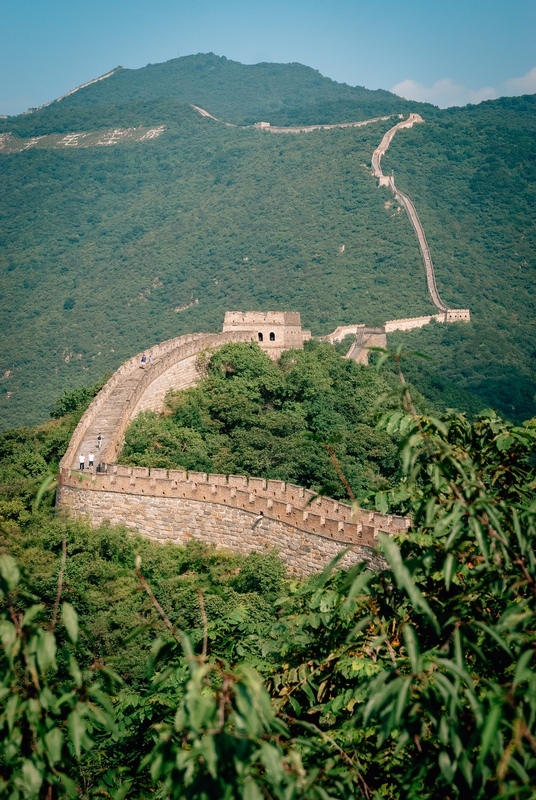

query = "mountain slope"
(31, 52), (421, 125)
(0, 56), (534, 427)
(381, 95), (536, 418)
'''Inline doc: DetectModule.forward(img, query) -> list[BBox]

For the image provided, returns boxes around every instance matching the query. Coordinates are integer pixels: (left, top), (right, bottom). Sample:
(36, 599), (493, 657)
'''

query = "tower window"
(269, 332), (275, 341)
(258, 332), (263, 342)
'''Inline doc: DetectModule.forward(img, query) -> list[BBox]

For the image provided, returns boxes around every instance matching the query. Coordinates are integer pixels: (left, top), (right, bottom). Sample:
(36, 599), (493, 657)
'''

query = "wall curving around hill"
(57, 467), (409, 575)
(59, 330), (255, 474)
(57, 323), (411, 575)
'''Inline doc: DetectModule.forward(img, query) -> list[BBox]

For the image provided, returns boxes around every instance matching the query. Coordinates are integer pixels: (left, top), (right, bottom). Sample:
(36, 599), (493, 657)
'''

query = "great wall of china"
(188, 107), (470, 357)
(245, 110), (470, 324)
(54, 108), (471, 572)
(4, 88), (471, 332)
(59, 468), (407, 575)
(58, 314), (409, 575)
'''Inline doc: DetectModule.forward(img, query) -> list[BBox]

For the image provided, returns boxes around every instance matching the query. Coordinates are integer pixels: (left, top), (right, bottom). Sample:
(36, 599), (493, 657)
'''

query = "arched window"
(269, 332), (275, 341)
(258, 332), (263, 342)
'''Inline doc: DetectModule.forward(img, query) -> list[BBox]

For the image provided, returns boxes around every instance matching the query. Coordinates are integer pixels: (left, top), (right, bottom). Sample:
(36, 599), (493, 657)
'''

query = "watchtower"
(222, 311), (311, 359)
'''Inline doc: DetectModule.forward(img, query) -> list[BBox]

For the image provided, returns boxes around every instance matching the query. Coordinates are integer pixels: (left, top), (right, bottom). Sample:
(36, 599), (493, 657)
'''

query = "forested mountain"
(1, 54), (535, 428)
(17, 52), (421, 127)
(1, 53), (536, 793)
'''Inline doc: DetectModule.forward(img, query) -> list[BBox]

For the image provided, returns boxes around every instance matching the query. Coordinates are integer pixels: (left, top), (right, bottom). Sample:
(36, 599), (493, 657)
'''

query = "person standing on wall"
(97, 433), (103, 450)
(79, 453), (85, 470)
(88, 452), (94, 469)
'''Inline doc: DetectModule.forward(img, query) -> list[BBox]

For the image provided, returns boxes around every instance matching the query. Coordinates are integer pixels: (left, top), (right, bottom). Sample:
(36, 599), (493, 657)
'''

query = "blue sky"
(2, 0), (535, 116)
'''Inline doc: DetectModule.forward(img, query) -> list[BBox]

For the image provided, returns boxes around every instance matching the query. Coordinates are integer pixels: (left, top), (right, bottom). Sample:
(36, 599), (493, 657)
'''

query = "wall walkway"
(57, 324), (410, 575)
(60, 330), (254, 474)
(370, 114), (469, 317)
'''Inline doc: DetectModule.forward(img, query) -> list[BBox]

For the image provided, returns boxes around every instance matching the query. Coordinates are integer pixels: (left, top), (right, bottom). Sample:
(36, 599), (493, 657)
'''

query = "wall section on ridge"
(58, 322), (411, 575)
(60, 330), (255, 473)
(57, 467), (406, 575)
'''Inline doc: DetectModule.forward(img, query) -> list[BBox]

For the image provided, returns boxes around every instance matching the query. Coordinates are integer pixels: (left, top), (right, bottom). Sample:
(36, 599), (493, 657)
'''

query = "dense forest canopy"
(120, 341), (482, 501)
(1, 54), (535, 430)
(1, 358), (535, 798)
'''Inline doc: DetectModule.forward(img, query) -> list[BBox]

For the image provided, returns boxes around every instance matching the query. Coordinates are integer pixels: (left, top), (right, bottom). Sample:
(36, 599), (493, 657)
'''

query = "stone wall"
(57, 314), (412, 575)
(222, 311), (311, 359)
(385, 314), (445, 332)
(57, 467), (408, 575)
(60, 330), (254, 472)
(321, 325), (366, 344)
(385, 312), (470, 332)
(131, 354), (200, 417)
(346, 328), (387, 365)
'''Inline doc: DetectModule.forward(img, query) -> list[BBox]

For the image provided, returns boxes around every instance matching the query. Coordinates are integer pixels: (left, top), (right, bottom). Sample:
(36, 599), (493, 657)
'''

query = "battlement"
(57, 309), (410, 574)
(445, 309), (471, 322)
(384, 311), (470, 332)
(224, 311), (301, 326)
(57, 465), (410, 574)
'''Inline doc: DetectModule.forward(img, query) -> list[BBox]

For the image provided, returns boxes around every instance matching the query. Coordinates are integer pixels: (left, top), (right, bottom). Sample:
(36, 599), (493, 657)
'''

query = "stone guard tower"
(222, 311), (311, 359)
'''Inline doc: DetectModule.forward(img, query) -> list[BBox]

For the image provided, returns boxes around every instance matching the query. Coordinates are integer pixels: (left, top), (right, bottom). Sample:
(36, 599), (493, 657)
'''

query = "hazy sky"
(2, 0), (535, 116)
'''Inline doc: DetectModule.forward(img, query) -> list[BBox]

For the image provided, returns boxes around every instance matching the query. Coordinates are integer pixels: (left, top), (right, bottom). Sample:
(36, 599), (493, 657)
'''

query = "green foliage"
(0, 96), (434, 429)
(1, 51), (536, 795)
(262, 406), (536, 798)
(50, 375), (109, 418)
(0, 375), (107, 517)
(145, 646), (308, 800)
(0, 554), (118, 799)
(231, 551), (286, 600)
(0, 393), (535, 797)
(0, 518), (288, 690)
(0, 424), (70, 516)
(121, 342), (406, 500)
(5, 56), (533, 428)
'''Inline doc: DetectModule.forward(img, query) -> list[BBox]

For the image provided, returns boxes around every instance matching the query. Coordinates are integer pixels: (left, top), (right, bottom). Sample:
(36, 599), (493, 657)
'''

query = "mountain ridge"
(1, 55), (535, 428)
(2, 53), (427, 130)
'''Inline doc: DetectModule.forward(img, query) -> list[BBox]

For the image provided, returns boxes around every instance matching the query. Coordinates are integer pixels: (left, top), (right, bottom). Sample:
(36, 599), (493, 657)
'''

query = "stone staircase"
(61, 331), (254, 477)
(71, 373), (142, 471)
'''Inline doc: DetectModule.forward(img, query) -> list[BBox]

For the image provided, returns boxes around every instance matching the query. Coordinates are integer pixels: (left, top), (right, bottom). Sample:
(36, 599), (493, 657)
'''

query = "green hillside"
(34, 52), (420, 125)
(0, 55), (535, 428)
(382, 95), (536, 419)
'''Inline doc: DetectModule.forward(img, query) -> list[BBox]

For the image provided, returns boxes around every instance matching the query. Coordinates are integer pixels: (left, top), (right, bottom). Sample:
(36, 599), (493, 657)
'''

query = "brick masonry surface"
(58, 484), (386, 575)
(58, 468), (408, 575)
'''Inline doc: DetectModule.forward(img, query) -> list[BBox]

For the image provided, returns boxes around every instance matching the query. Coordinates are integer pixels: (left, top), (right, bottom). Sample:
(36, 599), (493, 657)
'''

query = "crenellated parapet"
(57, 311), (412, 574)
(57, 464), (411, 575)
(58, 465), (409, 551)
